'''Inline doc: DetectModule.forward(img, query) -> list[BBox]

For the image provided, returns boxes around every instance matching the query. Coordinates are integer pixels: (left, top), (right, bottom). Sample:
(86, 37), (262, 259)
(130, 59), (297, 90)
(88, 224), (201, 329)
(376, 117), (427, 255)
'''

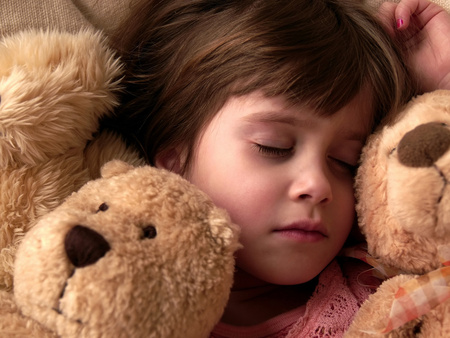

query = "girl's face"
(166, 90), (371, 287)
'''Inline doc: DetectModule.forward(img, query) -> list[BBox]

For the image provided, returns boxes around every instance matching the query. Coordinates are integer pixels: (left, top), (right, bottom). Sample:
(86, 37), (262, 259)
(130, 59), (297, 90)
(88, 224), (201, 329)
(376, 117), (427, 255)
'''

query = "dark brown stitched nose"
(65, 225), (111, 268)
(397, 122), (450, 168)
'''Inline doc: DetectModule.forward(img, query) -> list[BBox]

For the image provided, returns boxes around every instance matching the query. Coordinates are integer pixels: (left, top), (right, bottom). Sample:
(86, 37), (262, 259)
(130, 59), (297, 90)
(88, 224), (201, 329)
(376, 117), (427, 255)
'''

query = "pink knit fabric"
(210, 259), (373, 338)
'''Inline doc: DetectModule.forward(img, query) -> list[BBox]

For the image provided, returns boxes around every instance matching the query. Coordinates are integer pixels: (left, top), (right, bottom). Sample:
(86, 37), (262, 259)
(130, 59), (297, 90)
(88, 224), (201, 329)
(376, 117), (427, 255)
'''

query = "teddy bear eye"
(96, 203), (109, 213)
(142, 225), (157, 239)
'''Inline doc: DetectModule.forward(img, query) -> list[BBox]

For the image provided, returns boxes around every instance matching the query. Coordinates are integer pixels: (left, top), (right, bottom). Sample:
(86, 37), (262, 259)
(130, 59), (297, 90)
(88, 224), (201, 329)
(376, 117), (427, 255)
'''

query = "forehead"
(219, 90), (373, 140)
(329, 87), (374, 139)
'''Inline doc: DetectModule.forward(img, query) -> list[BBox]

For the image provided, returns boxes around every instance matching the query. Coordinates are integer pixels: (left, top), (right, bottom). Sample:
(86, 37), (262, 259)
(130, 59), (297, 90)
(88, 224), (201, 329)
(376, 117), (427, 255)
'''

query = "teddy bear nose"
(64, 225), (111, 268)
(397, 122), (450, 168)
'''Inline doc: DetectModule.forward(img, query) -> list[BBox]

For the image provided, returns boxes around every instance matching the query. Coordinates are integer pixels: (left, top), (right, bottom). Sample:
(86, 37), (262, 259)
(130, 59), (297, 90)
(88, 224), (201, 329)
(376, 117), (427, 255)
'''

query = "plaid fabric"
(382, 266), (450, 333)
(341, 244), (450, 333)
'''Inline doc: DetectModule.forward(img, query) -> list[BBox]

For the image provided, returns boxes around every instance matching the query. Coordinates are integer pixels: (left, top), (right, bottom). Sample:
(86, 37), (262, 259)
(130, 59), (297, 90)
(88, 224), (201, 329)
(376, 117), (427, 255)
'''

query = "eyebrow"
(242, 110), (307, 126)
(242, 110), (368, 142)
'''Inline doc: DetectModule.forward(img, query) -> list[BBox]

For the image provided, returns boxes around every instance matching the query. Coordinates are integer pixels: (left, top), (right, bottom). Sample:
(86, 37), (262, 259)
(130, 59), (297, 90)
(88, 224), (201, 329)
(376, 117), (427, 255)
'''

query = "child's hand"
(379, 0), (450, 92)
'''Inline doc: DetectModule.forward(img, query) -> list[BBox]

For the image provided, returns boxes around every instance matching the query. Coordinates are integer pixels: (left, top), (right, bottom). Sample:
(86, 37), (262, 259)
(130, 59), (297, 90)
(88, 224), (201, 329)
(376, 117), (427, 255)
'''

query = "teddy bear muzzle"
(64, 225), (111, 268)
(397, 122), (450, 168)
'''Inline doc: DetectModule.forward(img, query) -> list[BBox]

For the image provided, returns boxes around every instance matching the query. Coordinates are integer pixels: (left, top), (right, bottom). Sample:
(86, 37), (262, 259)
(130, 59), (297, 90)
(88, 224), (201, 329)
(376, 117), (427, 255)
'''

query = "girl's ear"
(154, 147), (187, 174)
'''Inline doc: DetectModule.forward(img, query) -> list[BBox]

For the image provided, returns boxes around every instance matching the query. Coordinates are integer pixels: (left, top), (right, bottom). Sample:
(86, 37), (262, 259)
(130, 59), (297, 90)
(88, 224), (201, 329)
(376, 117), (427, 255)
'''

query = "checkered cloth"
(341, 244), (450, 333)
(382, 266), (450, 332)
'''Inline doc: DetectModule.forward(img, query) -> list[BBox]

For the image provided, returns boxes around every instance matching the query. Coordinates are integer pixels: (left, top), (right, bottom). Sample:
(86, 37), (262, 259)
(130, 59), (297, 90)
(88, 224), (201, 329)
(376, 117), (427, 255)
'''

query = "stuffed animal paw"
(0, 29), (144, 291)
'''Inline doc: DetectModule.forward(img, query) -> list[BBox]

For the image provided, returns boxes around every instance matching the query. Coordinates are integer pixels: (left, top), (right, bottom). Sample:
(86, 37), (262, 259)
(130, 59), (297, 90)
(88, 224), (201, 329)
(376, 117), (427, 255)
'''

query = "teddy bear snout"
(64, 225), (111, 268)
(397, 122), (450, 168)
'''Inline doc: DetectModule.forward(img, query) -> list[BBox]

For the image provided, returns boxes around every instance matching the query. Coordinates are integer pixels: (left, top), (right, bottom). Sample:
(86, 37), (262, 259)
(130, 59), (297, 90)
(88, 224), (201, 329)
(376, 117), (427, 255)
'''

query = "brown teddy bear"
(0, 160), (240, 338)
(344, 90), (450, 337)
(0, 30), (144, 291)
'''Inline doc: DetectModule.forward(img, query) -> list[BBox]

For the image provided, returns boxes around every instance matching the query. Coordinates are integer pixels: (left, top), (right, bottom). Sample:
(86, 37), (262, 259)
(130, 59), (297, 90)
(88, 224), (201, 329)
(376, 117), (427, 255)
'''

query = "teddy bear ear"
(100, 160), (135, 178)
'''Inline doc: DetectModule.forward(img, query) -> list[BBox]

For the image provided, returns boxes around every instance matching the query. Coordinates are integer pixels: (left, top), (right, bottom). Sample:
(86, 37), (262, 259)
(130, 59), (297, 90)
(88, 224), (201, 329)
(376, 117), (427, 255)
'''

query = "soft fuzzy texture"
(0, 290), (56, 338)
(0, 30), (144, 291)
(345, 90), (450, 337)
(356, 91), (450, 274)
(1, 160), (240, 338)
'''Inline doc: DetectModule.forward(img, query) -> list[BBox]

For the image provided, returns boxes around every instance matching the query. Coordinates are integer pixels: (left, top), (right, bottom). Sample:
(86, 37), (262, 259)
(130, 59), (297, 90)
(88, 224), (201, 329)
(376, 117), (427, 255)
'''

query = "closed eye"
(329, 157), (358, 176)
(254, 144), (293, 158)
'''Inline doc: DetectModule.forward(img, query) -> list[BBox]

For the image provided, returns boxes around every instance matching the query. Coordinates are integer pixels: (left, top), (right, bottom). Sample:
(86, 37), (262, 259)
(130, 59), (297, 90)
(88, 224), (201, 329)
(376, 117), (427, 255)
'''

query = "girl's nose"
(288, 168), (332, 205)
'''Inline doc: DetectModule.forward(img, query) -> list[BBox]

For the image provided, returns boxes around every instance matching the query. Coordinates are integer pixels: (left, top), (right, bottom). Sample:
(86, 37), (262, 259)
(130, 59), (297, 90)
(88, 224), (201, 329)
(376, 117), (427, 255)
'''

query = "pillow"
(0, 0), (134, 36)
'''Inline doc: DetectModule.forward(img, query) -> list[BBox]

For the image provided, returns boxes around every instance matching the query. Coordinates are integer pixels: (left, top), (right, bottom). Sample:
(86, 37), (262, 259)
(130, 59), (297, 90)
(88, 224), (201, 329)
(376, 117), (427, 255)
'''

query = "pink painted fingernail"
(396, 18), (404, 29)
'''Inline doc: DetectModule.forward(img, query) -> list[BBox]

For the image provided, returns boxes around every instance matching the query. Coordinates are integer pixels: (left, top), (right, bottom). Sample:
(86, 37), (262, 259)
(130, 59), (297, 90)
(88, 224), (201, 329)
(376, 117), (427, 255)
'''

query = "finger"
(378, 1), (419, 45)
(395, 0), (420, 29)
(395, 0), (437, 30)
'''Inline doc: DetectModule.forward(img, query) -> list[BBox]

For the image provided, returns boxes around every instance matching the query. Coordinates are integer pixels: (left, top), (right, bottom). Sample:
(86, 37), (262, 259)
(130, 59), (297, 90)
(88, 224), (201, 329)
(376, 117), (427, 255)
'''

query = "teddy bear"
(344, 90), (450, 337)
(0, 29), (144, 291)
(0, 160), (240, 338)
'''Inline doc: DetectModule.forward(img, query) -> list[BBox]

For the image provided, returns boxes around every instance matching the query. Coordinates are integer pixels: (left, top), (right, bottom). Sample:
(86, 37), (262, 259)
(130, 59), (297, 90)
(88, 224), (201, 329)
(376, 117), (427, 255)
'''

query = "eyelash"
(255, 144), (293, 157)
(330, 157), (358, 175)
(254, 144), (358, 175)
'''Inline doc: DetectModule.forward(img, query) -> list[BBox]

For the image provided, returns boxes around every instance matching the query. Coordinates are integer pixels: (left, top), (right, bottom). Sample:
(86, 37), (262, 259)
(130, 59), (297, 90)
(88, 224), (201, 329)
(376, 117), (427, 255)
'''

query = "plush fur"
(345, 90), (450, 337)
(0, 30), (144, 291)
(0, 160), (240, 338)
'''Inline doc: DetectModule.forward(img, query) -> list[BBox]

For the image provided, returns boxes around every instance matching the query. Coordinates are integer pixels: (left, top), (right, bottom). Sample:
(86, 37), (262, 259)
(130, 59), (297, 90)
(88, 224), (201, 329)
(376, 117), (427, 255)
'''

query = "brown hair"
(110, 0), (415, 172)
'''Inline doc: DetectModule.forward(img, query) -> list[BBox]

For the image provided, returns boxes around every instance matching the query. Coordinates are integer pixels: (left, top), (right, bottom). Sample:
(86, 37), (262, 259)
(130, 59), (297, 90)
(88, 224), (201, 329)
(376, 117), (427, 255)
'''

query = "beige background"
(0, 0), (136, 36)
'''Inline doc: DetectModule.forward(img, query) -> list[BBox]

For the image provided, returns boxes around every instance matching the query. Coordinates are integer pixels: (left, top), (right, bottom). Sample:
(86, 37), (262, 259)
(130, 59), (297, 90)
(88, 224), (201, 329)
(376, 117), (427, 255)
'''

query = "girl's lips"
(273, 221), (328, 242)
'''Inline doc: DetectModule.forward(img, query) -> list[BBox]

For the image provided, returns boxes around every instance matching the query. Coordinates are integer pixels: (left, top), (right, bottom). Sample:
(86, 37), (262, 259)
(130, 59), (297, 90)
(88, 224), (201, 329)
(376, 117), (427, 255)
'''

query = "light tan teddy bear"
(0, 30), (144, 291)
(345, 90), (450, 337)
(0, 160), (240, 338)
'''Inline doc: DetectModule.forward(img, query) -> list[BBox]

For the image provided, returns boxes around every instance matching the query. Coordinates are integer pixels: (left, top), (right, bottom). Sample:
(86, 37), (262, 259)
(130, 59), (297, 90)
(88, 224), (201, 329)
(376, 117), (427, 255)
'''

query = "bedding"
(0, 0), (134, 36)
